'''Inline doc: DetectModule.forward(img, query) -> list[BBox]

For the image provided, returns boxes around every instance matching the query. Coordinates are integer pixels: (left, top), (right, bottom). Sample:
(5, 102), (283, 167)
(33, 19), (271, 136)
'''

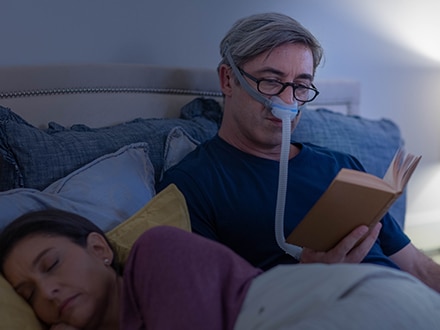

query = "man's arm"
(390, 243), (440, 293)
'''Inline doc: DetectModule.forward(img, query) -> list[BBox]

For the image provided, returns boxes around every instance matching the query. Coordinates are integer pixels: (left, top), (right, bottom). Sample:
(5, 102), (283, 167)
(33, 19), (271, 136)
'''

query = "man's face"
(220, 43), (314, 156)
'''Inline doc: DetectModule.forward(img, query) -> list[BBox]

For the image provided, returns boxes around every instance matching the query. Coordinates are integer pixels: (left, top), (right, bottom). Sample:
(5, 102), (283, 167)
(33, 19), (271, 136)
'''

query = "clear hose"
(272, 103), (303, 260)
(225, 44), (303, 260)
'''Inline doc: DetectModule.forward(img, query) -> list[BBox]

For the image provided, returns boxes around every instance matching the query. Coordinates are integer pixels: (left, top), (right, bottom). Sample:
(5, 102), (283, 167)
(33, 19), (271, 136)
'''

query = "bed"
(0, 63), (408, 329)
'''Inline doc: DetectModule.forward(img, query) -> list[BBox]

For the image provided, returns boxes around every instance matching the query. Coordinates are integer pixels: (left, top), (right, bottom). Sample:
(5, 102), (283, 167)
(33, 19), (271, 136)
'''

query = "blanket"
(235, 264), (440, 330)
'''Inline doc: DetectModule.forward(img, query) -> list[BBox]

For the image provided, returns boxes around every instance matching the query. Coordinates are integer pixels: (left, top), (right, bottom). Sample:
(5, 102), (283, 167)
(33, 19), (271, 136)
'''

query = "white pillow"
(0, 142), (155, 231)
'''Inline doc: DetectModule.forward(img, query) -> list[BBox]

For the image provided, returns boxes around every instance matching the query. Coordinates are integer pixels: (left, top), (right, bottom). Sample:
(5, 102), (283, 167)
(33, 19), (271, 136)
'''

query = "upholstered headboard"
(0, 63), (360, 128)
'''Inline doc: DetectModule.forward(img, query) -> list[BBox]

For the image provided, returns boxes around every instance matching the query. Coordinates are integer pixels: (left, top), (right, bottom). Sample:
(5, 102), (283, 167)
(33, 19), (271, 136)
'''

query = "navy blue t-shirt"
(158, 135), (410, 270)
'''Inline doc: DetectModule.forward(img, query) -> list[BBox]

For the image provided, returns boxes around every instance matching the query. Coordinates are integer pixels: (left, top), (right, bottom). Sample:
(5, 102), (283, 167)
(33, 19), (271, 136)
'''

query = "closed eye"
(46, 259), (59, 272)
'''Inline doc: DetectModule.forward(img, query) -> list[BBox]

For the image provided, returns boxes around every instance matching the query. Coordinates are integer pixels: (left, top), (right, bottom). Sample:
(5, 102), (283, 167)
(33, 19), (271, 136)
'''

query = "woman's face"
(2, 233), (117, 329)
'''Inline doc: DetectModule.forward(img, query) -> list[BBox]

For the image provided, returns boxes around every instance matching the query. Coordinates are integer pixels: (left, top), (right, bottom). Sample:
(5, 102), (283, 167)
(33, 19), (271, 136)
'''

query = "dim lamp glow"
(343, 0), (440, 64)
(406, 163), (440, 226)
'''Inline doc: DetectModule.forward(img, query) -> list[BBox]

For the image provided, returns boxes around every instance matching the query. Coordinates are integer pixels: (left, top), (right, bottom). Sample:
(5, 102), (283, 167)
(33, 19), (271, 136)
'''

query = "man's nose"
(278, 85), (296, 104)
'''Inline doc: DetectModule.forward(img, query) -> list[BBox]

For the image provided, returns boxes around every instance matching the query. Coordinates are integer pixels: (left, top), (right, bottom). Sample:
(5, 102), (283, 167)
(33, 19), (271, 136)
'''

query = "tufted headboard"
(0, 63), (360, 128)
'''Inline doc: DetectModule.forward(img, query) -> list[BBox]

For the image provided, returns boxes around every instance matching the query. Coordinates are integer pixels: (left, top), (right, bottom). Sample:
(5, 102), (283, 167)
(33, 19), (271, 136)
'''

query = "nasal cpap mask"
(225, 46), (303, 260)
(224, 47), (300, 119)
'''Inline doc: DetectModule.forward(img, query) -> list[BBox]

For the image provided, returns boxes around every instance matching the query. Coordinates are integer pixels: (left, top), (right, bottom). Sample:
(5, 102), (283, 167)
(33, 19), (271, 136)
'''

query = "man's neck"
(217, 132), (300, 161)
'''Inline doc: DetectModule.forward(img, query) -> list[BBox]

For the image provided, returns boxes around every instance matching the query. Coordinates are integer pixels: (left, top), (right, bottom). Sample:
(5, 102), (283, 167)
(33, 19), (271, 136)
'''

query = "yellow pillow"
(0, 275), (45, 330)
(107, 184), (191, 264)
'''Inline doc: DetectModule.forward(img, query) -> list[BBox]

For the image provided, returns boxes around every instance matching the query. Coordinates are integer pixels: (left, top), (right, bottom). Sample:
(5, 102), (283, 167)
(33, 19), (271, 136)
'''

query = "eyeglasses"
(239, 68), (319, 103)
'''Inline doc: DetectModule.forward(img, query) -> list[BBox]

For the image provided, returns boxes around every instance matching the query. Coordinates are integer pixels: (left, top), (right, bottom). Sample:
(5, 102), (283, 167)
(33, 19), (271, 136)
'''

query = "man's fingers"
(300, 222), (382, 264)
(347, 222), (382, 261)
(333, 225), (370, 253)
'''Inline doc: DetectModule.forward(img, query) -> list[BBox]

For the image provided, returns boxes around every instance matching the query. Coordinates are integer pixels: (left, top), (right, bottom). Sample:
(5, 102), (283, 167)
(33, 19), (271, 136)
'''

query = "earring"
(104, 258), (110, 265)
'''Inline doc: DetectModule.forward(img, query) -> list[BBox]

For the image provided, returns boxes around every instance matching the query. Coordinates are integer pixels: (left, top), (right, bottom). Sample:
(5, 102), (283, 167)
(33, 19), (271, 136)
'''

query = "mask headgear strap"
(224, 44), (273, 109)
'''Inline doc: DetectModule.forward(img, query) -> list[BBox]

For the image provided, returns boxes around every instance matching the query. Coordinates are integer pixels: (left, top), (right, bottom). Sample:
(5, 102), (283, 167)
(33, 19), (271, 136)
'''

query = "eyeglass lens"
(258, 80), (317, 102)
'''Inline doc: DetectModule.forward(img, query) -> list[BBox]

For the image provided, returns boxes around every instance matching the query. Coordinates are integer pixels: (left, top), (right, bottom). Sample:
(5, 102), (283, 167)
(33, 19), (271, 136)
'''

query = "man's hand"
(300, 222), (382, 264)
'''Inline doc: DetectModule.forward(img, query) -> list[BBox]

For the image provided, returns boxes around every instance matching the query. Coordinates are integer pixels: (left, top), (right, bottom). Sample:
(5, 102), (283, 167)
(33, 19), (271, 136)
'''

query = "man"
(158, 12), (440, 292)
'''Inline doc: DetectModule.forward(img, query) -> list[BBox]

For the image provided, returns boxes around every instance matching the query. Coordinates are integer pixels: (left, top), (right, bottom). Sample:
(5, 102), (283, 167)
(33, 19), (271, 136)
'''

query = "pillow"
(0, 275), (44, 330)
(0, 142), (155, 232)
(0, 155), (16, 192)
(292, 108), (405, 227)
(107, 184), (191, 264)
(0, 99), (221, 191)
(161, 126), (199, 178)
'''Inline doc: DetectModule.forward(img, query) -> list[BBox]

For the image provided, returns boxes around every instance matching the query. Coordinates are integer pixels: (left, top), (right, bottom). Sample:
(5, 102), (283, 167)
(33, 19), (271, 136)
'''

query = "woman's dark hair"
(0, 209), (120, 274)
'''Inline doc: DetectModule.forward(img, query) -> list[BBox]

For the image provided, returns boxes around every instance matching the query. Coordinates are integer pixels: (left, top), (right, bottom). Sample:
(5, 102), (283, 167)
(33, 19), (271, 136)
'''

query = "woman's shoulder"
(135, 226), (191, 247)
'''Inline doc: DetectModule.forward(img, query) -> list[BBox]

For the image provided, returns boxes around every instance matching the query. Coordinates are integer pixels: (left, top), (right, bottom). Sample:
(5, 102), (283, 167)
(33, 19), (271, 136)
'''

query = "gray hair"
(219, 12), (323, 74)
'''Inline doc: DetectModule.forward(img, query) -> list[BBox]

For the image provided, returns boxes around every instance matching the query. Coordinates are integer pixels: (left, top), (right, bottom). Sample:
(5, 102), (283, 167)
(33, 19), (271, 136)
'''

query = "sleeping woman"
(0, 209), (439, 330)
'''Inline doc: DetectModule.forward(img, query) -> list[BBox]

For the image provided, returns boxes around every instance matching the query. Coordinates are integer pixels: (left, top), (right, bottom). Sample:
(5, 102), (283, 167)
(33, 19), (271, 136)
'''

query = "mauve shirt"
(121, 226), (262, 330)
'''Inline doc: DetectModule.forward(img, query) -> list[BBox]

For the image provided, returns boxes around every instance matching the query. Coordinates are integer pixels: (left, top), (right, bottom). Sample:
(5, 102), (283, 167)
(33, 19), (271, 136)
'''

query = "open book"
(286, 148), (421, 251)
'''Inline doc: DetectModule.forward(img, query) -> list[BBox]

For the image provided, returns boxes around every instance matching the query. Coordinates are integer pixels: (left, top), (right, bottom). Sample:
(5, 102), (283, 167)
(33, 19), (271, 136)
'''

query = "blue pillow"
(0, 143), (155, 232)
(292, 108), (405, 227)
(0, 99), (221, 191)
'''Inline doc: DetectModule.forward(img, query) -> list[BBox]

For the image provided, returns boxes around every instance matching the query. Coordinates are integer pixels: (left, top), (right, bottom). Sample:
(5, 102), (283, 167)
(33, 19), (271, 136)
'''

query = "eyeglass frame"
(238, 68), (320, 103)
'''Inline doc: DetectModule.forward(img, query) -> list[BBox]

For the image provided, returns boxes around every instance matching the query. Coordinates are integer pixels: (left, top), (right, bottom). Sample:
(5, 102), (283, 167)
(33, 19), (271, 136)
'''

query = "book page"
(336, 169), (394, 192)
(383, 148), (421, 191)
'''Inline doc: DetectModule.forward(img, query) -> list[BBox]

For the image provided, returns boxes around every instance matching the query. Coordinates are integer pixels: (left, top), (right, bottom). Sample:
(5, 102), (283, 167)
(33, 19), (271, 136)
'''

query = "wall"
(2, 0), (440, 226)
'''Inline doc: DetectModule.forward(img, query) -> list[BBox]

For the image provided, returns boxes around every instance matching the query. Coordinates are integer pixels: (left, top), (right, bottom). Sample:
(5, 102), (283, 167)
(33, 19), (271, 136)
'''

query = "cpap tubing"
(272, 104), (303, 260)
(225, 45), (303, 259)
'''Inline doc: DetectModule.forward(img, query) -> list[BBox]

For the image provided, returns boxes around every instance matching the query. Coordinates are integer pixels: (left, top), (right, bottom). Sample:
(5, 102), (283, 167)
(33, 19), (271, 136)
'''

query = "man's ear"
(86, 232), (114, 264)
(219, 64), (233, 96)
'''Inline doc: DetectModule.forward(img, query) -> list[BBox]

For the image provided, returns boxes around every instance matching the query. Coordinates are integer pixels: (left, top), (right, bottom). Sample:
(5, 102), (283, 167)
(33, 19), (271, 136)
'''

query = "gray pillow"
(162, 126), (199, 179)
(0, 99), (221, 191)
(0, 143), (155, 232)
